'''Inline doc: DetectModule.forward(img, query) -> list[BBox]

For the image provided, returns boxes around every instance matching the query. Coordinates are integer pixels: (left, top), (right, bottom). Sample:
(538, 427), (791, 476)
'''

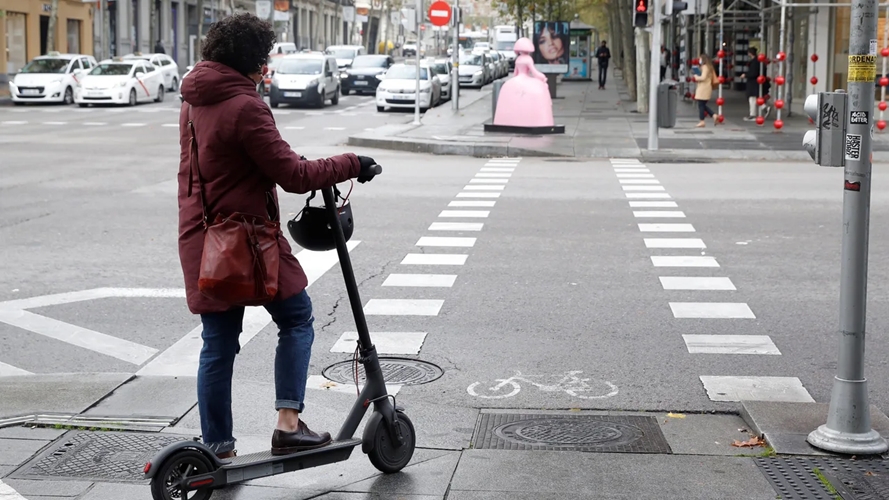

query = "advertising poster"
(567, 58), (587, 78)
(532, 21), (569, 73)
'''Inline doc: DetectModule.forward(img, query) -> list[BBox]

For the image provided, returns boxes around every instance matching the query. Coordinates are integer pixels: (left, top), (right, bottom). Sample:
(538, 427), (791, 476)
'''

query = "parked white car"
(375, 62), (441, 112)
(123, 52), (181, 91)
(75, 58), (166, 107)
(268, 53), (341, 108)
(458, 51), (488, 88)
(9, 52), (97, 105)
(424, 58), (452, 100)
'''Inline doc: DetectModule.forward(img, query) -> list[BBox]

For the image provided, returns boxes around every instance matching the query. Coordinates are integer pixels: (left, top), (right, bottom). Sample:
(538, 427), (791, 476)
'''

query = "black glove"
(357, 155), (377, 184)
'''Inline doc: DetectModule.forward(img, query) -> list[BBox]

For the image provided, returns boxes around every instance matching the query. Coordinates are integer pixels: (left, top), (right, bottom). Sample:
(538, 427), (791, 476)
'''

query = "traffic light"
(634, 0), (649, 27)
(671, 1), (688, 13)
(803, 91), (848, 167)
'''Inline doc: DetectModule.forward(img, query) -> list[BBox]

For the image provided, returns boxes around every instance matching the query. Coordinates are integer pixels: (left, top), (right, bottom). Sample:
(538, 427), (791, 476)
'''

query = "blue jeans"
(697, 99), (715, 120)
(196, 290), (315, 454)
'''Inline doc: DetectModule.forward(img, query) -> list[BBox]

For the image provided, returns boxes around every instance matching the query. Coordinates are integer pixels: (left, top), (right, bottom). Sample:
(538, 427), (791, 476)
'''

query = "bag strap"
(187, 105), (210, 228)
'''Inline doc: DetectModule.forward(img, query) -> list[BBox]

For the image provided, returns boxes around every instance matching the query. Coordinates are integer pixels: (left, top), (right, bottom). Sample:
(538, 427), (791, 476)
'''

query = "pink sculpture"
(493, 37), (554, 127)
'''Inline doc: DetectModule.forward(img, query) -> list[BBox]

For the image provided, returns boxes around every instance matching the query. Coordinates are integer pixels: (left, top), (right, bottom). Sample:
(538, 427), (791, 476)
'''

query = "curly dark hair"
(201, 13), (276, 76)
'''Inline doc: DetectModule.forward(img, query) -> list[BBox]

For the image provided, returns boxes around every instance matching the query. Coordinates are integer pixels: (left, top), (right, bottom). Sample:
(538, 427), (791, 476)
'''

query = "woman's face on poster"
(538, 27), (564, 61)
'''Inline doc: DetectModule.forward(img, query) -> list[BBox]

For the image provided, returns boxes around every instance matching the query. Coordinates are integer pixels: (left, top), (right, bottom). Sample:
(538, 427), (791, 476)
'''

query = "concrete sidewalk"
(347, 69), (889, 161)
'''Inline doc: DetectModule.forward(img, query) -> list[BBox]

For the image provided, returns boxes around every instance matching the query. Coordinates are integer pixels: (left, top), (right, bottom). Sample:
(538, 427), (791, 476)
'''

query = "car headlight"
(474, 71), (482, 78)
(419, 86), (431, 93)
(119, 81), (127, 87)
(49, 78), (62, 85)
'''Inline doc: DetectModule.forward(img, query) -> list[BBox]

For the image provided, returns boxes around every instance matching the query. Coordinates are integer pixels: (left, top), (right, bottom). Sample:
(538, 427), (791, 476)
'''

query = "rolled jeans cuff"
(203, 438), (236, 454)
(276, 399), (306, 412)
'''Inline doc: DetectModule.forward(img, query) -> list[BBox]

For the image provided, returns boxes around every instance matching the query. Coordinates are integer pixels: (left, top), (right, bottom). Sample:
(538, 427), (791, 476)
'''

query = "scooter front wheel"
(149, 449), (215, 500)
(367, 411), (416, 474)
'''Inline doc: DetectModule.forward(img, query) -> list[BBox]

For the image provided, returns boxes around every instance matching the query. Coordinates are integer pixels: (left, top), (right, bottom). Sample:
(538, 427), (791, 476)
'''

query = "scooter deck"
(217, 439), (361, 484)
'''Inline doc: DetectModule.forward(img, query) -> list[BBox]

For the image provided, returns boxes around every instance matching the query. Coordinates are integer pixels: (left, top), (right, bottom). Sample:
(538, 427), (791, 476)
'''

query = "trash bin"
(657, 80), (678, 128)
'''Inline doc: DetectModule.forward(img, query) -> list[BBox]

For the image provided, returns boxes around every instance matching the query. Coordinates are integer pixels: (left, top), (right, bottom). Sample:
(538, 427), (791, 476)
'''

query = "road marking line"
(364, 299), (444, 316)
(660, 277), (736, 290)
(644, 238), (706, 249)
(0, 479), (28, 500)
(438, 210), (489, 218)
(0, 361), (32, 377)
(625, 192), (671, 199)
(616, 173), (655, 178)
(331, 331), (427, 354)
(449, 200), (495, 207)
(401, 253), (468, 265)
(0, 309), (158, 365)
(417, 236), (475, 247)
(364, 127), (375, 131)
(619, 179), (660, 184)
(638, 223), (695, 232)
(699, 376), (813, 402)
(683, 335), (780, 355)
(622, 185), (666, 191)
(457, 192), (501, 198)
(480, 168), (514, 172)
(429, 222), (484, 231)
(121, 123), (147, 127)
(669, 302), (755, 319)
(161, 123), (178, 127)
(614, 168), (651, 172)
(633, 211), (686, 218)
(1, 121), (27, 125)
(610, 158), (641, 162)
(286, 126), (305, 130)
(307, 374), (402, 396)
(630, 201), (678, 207)
(469, 178), (508, 184)
(651, 256), (719, 267)
(42, 121), (67, 125)
(475, 173), (512, 178)
(84, 122), (109, 126)
(136, 241), (360, 377)
(0, 288), (185, 310)
(324, 127), (346, 130)
(463, 185), (505, 191)
(382, 274), (457, 287)
(273, 110), (292, 115)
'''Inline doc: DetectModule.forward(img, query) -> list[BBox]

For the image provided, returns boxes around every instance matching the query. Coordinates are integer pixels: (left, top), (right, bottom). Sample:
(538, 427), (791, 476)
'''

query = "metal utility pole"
(99, 0), (110, 59)
(647, 0), (661, 150)
(452, 0), (459, 110)
(806, 0), (889, 455)
(413, 0), (422, 124)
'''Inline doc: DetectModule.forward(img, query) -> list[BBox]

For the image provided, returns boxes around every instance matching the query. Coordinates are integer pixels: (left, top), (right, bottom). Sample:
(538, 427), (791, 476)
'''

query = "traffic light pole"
(806, 0), (889, 455)
(647, 0), (661, 150)
(452, 1), (459, 111)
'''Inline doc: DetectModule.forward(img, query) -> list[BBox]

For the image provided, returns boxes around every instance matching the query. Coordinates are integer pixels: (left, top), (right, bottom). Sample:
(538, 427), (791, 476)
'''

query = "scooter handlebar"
(371, 164), (383, 175)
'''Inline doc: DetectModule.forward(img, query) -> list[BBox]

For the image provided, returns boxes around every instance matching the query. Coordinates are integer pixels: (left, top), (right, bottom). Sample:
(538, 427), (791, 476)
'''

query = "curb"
(346, 134), (574, 158)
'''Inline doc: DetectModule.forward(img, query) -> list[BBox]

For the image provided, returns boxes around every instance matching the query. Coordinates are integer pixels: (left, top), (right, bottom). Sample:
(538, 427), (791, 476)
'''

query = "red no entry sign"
(428, 0), (452, 26)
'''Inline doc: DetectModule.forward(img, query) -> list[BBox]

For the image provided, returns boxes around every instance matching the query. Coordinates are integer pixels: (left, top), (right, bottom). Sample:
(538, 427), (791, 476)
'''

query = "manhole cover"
(322, 357), (443, 386)
(11, 431), (189, 483)
(756, 456), (889, 500)
(472, 413), (671, 453)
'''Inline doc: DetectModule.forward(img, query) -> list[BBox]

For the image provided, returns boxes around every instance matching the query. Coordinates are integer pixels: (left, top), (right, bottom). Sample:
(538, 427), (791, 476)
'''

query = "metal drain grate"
(471, 413), (672, 453)
(11, 431), (189, 483)
(322, 357), (443, 386)
(756, 456), (889, 500)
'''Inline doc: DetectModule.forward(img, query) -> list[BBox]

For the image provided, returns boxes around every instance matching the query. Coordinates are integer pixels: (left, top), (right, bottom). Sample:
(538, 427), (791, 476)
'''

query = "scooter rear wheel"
(149, 449), (215, 500)
(367, 411), (416, 474)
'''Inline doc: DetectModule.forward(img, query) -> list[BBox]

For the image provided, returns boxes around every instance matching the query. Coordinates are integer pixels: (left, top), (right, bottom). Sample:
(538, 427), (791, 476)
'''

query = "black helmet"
(287, 188), (354, 251)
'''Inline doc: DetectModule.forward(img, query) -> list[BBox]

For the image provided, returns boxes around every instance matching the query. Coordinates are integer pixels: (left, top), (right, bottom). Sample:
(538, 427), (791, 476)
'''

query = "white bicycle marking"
(467, 370), (619, 399)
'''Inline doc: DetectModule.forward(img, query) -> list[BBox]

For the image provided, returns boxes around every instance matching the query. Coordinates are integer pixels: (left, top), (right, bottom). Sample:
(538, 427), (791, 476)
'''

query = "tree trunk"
(608, 0), (621, 69)
(46, 0), (60, 52)
(618, 0), (636, 100)
(196, 0), (205, 58)
(635, 26), (649, 112)
(150, 0), (158, 49)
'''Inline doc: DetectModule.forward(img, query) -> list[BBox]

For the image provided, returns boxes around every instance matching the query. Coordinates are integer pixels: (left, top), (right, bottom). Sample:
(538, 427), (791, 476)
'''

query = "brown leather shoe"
(271, 420), (332, 455)
(215, 450), (236, 459)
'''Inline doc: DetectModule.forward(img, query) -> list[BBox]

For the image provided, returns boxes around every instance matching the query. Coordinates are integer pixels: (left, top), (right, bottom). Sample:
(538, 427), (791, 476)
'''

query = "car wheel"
(171, 77), (179, 92)
(331, 87), (339, 105)
(63, 86), (73, 105)
(342, 86), (349, 96)
(129, 88), (137, 106)
(78, 103), (89, 108)
(377, 106), (385, 112)
(155, 85), (165, 102)
(270, 100), (279, 108)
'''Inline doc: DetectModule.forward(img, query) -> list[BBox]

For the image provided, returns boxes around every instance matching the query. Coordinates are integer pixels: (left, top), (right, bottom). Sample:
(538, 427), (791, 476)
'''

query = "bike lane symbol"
(466, 370), (619, 400)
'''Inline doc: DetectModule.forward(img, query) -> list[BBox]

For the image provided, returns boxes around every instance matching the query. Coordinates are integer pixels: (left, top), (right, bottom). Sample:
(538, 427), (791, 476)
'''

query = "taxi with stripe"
(74, 57), (166, 107)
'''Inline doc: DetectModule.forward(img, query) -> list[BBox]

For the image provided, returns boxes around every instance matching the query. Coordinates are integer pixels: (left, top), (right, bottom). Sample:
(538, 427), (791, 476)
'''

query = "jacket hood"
(179, 61), (258, 106)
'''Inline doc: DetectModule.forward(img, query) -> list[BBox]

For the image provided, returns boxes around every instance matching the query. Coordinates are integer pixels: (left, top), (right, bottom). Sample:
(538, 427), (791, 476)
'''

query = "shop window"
(5, 12), (27, 73)
(67, 19), (82, 54)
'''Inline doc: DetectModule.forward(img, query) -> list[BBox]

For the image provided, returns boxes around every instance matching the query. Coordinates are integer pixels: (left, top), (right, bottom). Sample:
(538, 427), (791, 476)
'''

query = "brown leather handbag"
(187, 106), (280, 306)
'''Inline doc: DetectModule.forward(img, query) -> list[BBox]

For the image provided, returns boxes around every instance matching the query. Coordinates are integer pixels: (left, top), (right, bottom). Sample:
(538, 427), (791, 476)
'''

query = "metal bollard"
(492, 80), (503, 120)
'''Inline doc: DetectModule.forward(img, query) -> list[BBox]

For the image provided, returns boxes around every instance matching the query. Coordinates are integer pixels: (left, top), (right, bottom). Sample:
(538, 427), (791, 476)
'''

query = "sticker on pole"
(848, 55), (877, 83)
(428, 0), (452, 26)
(850, 111), (870, 125)
(845, 133), (862, 161)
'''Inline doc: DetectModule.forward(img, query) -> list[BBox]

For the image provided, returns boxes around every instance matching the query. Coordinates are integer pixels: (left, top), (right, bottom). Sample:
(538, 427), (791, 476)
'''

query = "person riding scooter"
(177, 12), (379, 459)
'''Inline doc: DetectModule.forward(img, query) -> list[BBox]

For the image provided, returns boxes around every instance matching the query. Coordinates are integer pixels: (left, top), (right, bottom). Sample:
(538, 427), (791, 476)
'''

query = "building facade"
(1, 0), (95, 75)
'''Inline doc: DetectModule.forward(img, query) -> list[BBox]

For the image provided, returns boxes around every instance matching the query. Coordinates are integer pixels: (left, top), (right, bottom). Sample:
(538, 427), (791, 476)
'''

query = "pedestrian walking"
(660, 46), (667, 82)
(177, 12), (380, 460)
(154, 40), (165, 54)
(739, 47), (771, 121)
(693, 53), (719, 128)
(595, 41), (611, 90)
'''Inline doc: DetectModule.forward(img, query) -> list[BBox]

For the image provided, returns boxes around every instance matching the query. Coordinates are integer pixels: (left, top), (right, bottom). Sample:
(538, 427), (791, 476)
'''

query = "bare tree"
(46, 0), (60, 52)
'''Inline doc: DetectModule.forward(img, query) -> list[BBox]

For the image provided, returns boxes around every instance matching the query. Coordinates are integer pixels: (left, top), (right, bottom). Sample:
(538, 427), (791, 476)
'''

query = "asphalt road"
(4, 98), (889, 461)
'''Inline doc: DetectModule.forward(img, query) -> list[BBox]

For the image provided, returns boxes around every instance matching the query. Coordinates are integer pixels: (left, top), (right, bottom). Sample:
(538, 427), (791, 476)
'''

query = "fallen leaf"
(321, 381), (338, 389)
(865, 471), (876, 476)
(569, 408), (581, 412)
(731, 436), (766, 448)
(667, 412), (686, 419)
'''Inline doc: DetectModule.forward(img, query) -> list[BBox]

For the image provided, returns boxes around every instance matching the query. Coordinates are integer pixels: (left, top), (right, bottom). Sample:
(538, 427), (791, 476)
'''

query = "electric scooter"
(144, 165), (416, 500)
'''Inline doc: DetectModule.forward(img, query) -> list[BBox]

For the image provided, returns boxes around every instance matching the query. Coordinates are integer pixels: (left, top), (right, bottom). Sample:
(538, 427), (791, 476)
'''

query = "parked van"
(268, 53), (341, 108)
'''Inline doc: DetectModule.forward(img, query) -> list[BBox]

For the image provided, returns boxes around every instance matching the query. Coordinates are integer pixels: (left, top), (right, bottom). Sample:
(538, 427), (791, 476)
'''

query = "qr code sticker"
(846, 133), (862, 161)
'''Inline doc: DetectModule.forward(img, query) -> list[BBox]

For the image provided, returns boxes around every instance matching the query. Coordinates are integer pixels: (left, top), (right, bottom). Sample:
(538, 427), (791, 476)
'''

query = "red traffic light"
(636, 0), (648, 12)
